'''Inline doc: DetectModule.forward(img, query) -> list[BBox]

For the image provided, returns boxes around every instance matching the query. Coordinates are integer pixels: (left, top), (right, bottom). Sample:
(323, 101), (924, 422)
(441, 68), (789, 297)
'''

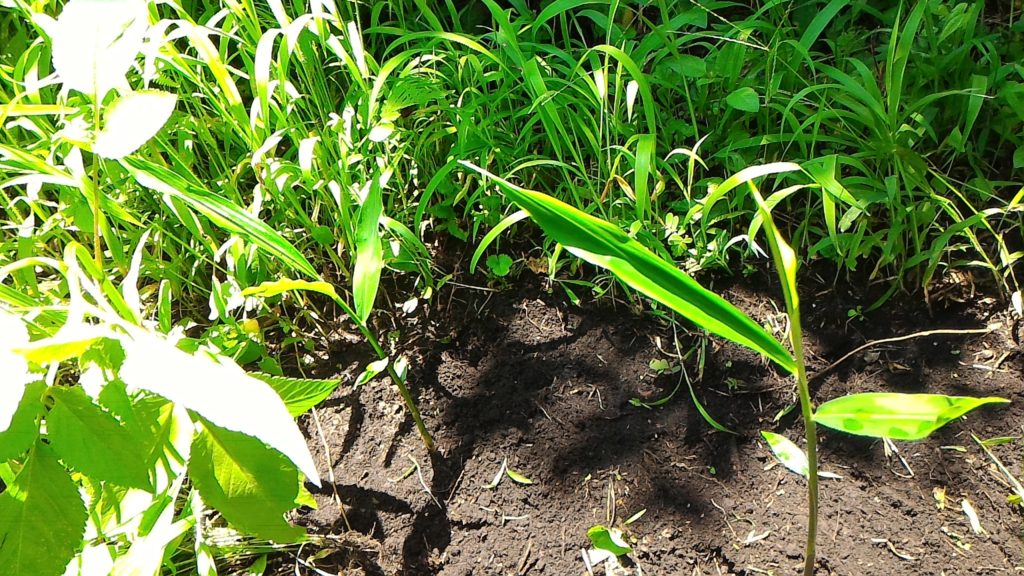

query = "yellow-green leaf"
(813, 393), (1009, 440)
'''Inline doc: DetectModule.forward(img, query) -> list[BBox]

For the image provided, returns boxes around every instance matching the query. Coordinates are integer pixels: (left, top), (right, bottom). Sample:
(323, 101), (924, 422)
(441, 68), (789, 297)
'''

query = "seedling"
(484, 458), (534, 489)
(467, 163), (1009, 575)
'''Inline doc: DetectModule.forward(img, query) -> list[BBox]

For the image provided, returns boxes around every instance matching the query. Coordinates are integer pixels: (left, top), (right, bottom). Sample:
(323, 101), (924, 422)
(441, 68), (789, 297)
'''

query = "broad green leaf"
(726, 87), (760, 113)
(0, 308), (33, 432)
(47, 386), (152, 490)
(667, 54), (706, 78)
(0, 381), (45, 461)
(119, 332), (320, 485)
(634, 133), (656, 220)
(249, 373), (342, 417)
(761, 431), (807, 476)
(813, 393), (1010, 441)
(94, 91), (177, 159)
(462, 163), (795, 374)
(353, 176), (384, 324)
(587, 525), (632, 556)
(49, 0), (148, 98)
(0, 442), (87, 576)
(188, 422), (305, 543)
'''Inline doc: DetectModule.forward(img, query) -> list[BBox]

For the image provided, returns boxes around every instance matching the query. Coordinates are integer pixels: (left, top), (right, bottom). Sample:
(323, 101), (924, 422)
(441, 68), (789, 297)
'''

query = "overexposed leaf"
(50, 0), (149, 98)
(962, 498), (984, 534)
(761, 431), (841, 479)
(94, 91), (176, 159)
(626, 80), (639, 120)
(0, 309), (32, 433)
(119, 332), (320, 486)
(762, 431), (809, 476)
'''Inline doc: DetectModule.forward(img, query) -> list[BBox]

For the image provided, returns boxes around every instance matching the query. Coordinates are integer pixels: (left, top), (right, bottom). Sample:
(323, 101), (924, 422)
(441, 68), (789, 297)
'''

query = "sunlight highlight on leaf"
(49, 0), (149, 98)
(119, 332), (320, 486)
(94, 91), (177, 159)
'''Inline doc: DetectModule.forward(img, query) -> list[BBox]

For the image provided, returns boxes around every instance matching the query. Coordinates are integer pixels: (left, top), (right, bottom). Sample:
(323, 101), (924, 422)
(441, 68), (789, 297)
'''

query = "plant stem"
(791, 311), (818, 576)
(91, 96), (103, 269)
(332, 296), (435, 451)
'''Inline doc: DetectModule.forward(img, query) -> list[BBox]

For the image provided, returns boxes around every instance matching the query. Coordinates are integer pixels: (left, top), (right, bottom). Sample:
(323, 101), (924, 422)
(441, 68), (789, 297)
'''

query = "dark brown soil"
(286, 272), (1024, 575)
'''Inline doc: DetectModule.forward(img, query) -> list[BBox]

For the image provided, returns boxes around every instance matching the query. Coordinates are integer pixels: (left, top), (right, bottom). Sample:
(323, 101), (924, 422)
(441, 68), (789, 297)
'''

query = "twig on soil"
(972, 433), (1024, 507)
(809, 326), (996, 381)
(311, 407), (351, 531)
(515, 540), (533, 575)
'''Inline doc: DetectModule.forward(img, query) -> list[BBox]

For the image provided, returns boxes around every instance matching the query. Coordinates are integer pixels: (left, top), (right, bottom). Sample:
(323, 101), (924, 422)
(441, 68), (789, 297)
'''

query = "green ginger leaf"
(353, 175), (384, 324)
(814, 393), (1009, 440)
(0, 442), (87, 576)
(587, 525), (632, 556)
(188, 421), (305, 543)
(461, 162), (795, 374)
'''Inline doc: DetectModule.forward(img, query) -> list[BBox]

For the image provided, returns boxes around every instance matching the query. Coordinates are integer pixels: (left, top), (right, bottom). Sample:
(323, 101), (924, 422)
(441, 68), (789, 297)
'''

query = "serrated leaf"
(726, 87), (760, 113)
(0, 442), (87, 576)
(93, 90), (177, 159)
(813, 393), (1009, 440)
(48, 386), (152, 490)
(119, 332), (320, 485)
(250, 373), (341, 417)
(0, 381), (45, 461)
(188, 421), (305, 543)
(49, 0), (148, 98)
(13, 323), (115, 365)
(587, 525), (632, 556)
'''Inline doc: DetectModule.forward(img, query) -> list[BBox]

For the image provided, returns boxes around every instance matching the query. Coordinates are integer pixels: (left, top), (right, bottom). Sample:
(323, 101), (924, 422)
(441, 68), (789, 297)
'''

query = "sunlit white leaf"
(119, 332), (320, 486)
(761, 431), (841, 480)
(0, 309), (32, 433)
(50, 0), (149, 98)
(93, 91), (176, 159)
(626, 80), (639, 120)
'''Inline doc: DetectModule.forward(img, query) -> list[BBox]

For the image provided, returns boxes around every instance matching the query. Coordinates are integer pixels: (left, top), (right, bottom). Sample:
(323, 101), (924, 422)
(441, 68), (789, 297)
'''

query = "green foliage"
(48, 386), (153, 490)
(587, 525), (632, 556)
(464, 162), (796, 375)
(0, 442), (87, 576)
(0, 0), (1021, 572)
(188, 421), (306, 543)
(814, 393), (1010, 441)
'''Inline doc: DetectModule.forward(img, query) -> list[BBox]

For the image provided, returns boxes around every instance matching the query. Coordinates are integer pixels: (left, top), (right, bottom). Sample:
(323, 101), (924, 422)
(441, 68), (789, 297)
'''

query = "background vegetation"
(0, 0), (1021, 573)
